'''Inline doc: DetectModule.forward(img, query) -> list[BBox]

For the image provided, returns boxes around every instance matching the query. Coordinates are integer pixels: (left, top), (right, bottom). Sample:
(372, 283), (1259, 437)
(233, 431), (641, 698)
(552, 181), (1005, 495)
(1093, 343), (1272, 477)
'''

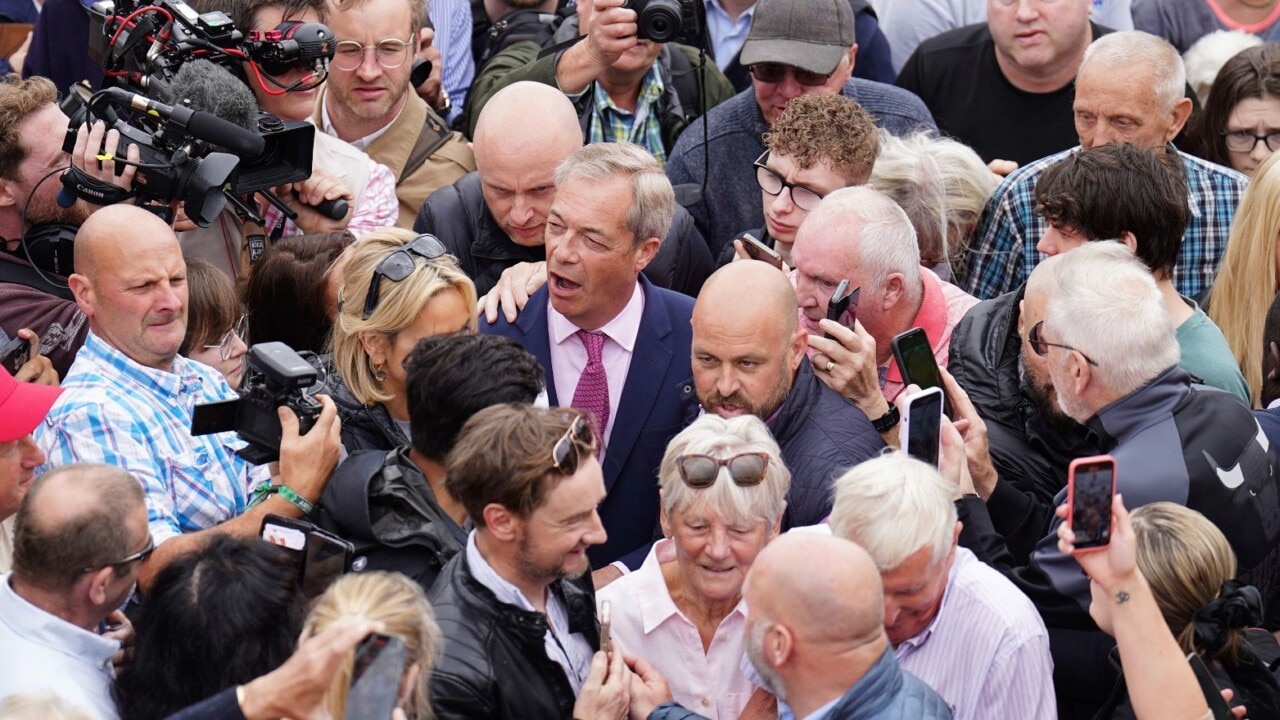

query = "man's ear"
(0, 178), (20, 209)
(788, 327), (807, 373)
(633, 237), (661, 273)
(1117, 232), (1138, 255)
(68, 273), (95, 317)
(882, 272), (906, 309)
(1068, 351), (1092, 397)
(85, 567), (115, 607)
(771, 622), (796, 668)
(1017, 300), (1026, 336)
(1167, 97), (1194, 141)
(483, 503), (520, 543)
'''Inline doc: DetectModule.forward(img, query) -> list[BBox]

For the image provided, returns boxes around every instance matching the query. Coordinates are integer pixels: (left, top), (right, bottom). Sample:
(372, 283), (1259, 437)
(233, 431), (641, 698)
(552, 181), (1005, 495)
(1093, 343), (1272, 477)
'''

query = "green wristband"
(273, 484), (314, 515)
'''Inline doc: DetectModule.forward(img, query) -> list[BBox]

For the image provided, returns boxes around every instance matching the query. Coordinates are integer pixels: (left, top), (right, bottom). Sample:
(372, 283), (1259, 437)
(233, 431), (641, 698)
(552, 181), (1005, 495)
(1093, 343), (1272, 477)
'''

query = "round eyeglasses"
(202, 313), (249, 361)
(332, 37), (414, 71)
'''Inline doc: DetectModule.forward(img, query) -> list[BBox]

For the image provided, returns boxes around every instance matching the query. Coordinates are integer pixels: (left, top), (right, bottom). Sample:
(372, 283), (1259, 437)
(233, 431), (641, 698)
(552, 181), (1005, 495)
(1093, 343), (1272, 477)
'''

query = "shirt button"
(701, 698), (711, 707)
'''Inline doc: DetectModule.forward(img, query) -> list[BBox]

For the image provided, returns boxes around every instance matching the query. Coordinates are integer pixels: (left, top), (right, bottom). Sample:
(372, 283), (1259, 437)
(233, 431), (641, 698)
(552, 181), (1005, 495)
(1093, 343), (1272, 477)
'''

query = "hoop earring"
(373, 361), (387, 383)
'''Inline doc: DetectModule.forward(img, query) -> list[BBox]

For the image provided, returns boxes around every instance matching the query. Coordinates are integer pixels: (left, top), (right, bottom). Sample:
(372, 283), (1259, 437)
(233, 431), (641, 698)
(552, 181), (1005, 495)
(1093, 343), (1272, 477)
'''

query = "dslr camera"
(623, 0), (703, 44)
(192, 342), (325, 465)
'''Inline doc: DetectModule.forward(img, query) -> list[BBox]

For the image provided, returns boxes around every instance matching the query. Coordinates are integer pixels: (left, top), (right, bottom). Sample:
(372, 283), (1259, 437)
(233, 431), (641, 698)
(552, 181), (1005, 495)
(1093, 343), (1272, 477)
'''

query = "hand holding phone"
(1067, 456), (1117, 552)
(345, 633), (407, 720)
(901, 387), (944, 467)
(825, 280), (861, 340)
(0, 336), (30, 376)
(739, 233), (785, 269)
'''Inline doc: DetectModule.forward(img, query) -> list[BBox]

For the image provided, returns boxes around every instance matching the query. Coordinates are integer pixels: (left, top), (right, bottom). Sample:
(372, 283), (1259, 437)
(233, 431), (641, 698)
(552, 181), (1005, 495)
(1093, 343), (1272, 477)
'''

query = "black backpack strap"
(398, 111), (453, 185)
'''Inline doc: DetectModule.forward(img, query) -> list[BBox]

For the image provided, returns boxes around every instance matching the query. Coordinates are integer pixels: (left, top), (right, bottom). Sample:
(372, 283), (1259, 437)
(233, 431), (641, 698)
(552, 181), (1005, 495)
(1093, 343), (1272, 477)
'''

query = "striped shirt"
(587, 63), (668, 164)
(35, 332), (267, 546)
(963, 146), (1248, 300)
(261, 153), (399, 240)
(428, 0), (475, 124)
(895, 548), (1056, 720)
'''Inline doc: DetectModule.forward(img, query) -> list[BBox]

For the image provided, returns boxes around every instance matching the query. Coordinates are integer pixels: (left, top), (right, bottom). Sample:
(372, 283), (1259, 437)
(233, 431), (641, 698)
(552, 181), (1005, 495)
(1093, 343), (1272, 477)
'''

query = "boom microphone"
(157, 60), (264, 157)
(97, 86), (265, 159)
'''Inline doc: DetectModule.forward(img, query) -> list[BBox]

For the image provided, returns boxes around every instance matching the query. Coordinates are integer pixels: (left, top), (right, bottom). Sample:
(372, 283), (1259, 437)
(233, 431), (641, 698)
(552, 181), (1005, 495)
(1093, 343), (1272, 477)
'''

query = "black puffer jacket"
(311, 447), (466, 591)
(428, 551), (600, 720)
(769, 357), (885, 528)
(413, 172), (714, 298)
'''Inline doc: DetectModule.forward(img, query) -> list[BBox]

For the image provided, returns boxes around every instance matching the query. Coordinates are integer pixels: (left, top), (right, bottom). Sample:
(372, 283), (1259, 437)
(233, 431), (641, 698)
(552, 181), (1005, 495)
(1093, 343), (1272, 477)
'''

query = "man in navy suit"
(484, 141), (698, 581)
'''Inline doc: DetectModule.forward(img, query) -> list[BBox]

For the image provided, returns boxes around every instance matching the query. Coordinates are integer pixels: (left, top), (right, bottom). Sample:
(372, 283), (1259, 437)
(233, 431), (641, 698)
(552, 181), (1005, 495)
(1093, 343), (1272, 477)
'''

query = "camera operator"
(34, 204), (343, 593)
(465, 0), (735, 164)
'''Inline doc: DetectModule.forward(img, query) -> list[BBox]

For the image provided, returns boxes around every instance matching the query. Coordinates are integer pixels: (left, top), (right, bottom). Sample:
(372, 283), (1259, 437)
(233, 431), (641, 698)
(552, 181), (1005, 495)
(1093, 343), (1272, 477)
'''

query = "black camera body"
(623, 0), (702, 44)
(191, 342), (324, 465)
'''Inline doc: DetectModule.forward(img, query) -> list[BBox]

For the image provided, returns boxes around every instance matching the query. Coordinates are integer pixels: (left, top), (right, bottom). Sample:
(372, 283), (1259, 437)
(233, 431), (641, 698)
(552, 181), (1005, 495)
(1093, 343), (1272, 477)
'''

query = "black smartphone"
(302, 527), (354, 600)
(0, 336), (30, 376)
(890, 327), (953, 415)
(824, 279), (858, 340)
(902, 388), (943, 467)
(345, 633), (407, 720)
(1188, 653), (1235, 720)
(1067, 456), (1117, 552)
(740, 233), (784, 269)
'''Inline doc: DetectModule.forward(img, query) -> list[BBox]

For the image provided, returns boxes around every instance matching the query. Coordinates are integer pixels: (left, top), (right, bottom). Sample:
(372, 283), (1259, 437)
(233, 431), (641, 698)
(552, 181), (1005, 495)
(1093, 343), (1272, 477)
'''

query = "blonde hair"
(332, 228), (478, 405)
(1131, 503), (1241, 663)
(304, 572), (442, 720)
(0, 693), (95, 720)
(1206, 150), (1280, 408)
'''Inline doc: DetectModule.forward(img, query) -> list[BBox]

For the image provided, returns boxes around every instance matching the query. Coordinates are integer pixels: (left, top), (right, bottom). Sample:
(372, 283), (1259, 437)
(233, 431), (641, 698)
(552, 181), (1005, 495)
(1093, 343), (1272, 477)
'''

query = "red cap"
(0, 368), (62, 443)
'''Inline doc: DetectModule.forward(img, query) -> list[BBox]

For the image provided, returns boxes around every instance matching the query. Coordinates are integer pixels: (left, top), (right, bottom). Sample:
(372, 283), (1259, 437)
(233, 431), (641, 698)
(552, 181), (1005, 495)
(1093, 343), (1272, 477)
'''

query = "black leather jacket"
(329, 371), (408, 454)
(413, 172), (714, 298)
(428, 551), (600, 720)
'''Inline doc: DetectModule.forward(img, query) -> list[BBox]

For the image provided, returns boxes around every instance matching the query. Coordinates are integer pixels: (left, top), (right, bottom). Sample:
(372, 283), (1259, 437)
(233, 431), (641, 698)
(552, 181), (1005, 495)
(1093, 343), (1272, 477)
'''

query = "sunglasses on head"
(748, 62), (835, 88)
(675, 453), (770, 488)
(362, 234), (448, 320)
(551, 414), (595, 474)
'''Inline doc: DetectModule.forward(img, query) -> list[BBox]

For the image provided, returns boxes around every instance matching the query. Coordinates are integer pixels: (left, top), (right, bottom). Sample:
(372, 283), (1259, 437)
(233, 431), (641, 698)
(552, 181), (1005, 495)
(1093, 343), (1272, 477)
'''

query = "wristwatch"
(870, 404), (900, 433)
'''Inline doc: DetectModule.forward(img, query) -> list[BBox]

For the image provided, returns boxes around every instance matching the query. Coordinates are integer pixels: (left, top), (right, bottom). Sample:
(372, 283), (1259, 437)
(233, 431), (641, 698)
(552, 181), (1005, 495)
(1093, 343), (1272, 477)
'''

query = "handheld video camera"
(191, 342), (326, 465)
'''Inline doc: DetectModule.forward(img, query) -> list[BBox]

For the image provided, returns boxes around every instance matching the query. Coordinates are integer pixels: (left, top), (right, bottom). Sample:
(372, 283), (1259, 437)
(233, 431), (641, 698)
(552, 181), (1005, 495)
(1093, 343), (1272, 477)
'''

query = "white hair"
(1043, 242), (1179, 396)
(658, 414), (791, 529)
(828, 452), (957, 572)
(1081, 31), (1187, 113)
(815, 186), (922, 304)
(868, 131), (996, 272)
(1182, 31), (1264, 105)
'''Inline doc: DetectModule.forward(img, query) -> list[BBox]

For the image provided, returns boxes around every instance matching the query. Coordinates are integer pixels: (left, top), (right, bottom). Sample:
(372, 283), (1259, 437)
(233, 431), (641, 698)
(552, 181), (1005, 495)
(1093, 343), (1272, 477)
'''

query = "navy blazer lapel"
(601, 277), (675, 491)
(515, 288), (558, 406)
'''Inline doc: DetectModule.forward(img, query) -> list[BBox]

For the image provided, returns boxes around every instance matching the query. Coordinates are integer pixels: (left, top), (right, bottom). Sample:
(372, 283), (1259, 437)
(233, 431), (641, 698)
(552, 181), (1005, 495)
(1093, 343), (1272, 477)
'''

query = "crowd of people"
(4, 0), (1280, 717)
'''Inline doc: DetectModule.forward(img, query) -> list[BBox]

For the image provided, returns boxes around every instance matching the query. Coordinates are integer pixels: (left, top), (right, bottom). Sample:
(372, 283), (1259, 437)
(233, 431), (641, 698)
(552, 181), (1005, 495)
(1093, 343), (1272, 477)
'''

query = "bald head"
(74, 204), (178, 280)
(473, 81), (583, 170)
(746, 533), (885, 646)
(696, 261), (798, 338)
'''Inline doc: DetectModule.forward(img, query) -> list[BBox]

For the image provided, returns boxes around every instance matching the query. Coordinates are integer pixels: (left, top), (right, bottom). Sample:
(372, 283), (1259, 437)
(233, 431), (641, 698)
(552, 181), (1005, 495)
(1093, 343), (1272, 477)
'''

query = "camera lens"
(636, 0), (682, 42)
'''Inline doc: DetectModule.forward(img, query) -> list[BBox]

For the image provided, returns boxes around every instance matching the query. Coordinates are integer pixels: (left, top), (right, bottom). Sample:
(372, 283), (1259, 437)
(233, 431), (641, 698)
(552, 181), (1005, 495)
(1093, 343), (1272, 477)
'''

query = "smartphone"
(825, 280), (861, 340)
(302, 527), (354, 600)
(345, 633), (407, 720)
(1066, 455), (1117, 551)
(599, 600), (612, 659)
(740, 233), (784, 269)
(1188, 653), (1235, 720)
(901, 387), (943, 467)
(890, 327), (952, 416)
(0, 336), (30, 376)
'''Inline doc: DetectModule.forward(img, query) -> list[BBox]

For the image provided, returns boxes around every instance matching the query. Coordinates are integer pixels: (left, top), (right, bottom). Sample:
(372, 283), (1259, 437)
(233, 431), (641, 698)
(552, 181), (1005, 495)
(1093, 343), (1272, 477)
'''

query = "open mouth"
(550, 272), (582, 294)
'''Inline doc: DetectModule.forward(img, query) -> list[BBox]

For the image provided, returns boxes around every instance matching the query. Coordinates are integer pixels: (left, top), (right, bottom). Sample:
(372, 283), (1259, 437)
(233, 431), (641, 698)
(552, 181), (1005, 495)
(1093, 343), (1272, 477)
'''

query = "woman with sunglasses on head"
(596, 413), (791, 720)
(180, 258), (250, 390)
(331, 229), (478, 453)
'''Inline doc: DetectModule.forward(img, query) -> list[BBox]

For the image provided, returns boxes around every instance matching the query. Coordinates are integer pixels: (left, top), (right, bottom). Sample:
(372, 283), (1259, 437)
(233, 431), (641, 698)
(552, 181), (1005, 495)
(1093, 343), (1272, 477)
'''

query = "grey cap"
(739, 0), (856, 76)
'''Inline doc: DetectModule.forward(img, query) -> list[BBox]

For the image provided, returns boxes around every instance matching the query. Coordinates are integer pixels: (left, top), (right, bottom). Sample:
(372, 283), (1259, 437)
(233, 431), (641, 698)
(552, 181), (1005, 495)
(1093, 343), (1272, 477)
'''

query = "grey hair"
(1182, 30), (1264, 105)
(828, 453), (957, 572)
(869, 131), (995, 271)
(658, 414), (791, 530)
(553, 142), (675, 245)
(817, 186), (922, 305)
(1081, 31), (1187, 112)
(1043, 242), (1179, 395)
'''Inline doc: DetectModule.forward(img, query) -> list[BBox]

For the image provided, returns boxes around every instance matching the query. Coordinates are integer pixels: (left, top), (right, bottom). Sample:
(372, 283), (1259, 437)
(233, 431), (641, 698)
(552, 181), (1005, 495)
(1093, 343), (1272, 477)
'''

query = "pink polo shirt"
(596, 539), (755, 720)
(547, 282), (646, 449)
(881, 268), (980, 403)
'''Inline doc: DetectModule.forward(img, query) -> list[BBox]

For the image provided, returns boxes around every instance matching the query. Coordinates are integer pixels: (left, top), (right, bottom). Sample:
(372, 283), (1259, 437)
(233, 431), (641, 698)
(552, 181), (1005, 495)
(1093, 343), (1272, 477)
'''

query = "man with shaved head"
(415, 80), (712, 299)
(743, 533), (952, 719)
(692, 261), (883, 527)
(0, 463), (148, 718)
(34, 205), (342, 590)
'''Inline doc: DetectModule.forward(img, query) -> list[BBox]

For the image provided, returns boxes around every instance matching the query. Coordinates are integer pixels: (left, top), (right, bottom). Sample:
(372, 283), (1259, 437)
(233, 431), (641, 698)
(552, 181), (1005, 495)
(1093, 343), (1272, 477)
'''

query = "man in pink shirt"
(797, 186), (979, 443)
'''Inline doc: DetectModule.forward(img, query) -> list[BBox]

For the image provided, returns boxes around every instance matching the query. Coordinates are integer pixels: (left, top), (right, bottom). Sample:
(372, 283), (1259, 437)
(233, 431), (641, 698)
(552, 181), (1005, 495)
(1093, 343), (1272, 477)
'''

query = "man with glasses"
(0, 463), (150, 718)
(35, 205), (343, 592)
(665, 0), (934, 255)
(316, 0), (474, 227)
(895, 0), (1109, 169)
(691, 260), (884, 527)
(943, 243), (1280, 713)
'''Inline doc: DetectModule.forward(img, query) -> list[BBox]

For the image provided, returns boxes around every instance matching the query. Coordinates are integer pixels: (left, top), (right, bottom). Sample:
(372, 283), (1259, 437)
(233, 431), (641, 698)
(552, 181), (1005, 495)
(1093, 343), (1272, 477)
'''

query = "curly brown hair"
(764, 93), (878, 184)
(0, 74), (58, 183)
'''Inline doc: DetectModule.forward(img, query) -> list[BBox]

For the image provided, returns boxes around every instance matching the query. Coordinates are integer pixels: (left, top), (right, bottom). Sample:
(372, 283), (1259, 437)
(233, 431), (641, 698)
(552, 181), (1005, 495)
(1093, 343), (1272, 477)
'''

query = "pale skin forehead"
(473, 82), (582, 166)
(695, 261), (798, 331)
(74, 205), (181, 282)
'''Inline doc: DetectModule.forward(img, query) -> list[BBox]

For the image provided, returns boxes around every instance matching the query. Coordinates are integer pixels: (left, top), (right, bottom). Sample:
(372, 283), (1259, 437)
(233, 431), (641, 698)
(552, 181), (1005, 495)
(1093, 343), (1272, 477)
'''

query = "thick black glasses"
(1222, 130), (1280, 154)
(1028, 321), (1099, 366)
(754, 152), (825, 212)
(552, 414), (594, 474)
(675, 453), (770, 488)
(83, 534), (155, 573)
(362, 234), (448, 320)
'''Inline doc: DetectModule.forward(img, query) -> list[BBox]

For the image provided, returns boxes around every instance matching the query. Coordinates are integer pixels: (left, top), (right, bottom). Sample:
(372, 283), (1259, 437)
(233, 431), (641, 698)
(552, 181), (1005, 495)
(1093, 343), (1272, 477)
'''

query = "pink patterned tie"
(571, 330), (610, 455)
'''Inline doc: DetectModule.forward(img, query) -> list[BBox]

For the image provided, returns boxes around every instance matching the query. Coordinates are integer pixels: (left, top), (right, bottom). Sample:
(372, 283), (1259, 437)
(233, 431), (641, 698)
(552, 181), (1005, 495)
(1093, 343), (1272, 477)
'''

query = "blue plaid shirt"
(586, 63), (667, 164)
(35, 332), (267, 545)
(963, 147), (1249, 300)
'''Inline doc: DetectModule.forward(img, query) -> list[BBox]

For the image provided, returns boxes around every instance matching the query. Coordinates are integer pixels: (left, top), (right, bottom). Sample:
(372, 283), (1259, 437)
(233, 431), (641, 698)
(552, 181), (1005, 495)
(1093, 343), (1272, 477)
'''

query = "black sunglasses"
(552, 414), (595, 474)
(362, 234), (448, 319)
(82, 534), (155, 573)
(675, 453), (770, 488)
(1028, 321), (1099, 366)
(748, 62), (834, 87)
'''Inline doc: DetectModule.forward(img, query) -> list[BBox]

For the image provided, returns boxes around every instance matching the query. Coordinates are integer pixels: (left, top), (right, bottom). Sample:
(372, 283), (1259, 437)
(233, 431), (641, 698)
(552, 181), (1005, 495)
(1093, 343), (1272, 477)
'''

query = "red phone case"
(1066, 455), (1117, 553)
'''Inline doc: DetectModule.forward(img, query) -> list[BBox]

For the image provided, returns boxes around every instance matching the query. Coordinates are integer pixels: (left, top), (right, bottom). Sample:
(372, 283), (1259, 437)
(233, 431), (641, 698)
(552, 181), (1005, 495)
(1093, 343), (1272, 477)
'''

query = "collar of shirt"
(884, 267), (948, 385)
(320, 93), (403, 151)
(892, 550), (958, 652)
(80, 331), (206, 401)
(548, 281), (645, 352)
(635, 538), (748, 635)
(592, 63), (665, 121)
(0, 574), (119, 672)
(465, 529), (543, 612)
